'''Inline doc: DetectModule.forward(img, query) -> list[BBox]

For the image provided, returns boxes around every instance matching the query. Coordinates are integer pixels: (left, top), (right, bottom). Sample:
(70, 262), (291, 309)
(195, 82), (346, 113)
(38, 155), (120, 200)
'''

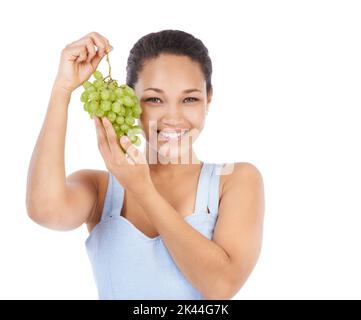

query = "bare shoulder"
(219, 162), (264, 197)
(215, 161), (265, 239)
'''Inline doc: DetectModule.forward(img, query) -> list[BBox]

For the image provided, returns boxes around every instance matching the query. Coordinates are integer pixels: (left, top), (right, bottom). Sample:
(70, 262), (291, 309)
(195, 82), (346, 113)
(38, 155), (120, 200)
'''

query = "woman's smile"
(157, 128), (190, 142)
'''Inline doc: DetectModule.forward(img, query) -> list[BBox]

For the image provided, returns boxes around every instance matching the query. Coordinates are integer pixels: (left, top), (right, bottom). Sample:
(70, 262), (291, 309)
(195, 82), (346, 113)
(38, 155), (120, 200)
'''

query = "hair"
(126, 29), (213, 95)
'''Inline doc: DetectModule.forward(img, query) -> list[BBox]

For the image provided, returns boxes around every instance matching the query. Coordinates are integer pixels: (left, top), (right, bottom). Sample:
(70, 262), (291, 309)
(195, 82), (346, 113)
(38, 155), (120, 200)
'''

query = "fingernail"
(121, 136), (128, 143)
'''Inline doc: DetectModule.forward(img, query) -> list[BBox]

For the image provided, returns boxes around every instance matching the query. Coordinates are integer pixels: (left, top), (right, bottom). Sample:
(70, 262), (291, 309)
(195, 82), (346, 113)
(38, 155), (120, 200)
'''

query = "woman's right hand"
(53, 32), (113, 93)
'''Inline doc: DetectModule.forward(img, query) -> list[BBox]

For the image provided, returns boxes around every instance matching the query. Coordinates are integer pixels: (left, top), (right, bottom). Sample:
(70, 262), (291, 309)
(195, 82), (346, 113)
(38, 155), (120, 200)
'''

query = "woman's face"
(134, 54), (212, 164)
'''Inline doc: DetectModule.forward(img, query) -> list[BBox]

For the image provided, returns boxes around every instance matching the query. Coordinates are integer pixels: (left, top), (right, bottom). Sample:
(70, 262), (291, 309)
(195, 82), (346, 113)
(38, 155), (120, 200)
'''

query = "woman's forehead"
(136, 54), (206, 93)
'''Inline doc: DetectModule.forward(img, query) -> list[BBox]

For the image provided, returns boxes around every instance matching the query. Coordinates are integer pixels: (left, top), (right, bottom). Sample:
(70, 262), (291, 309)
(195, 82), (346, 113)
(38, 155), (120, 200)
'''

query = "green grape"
(112, 101), (121, 113)
(108, 81), (117, 91)
(132, 111), (140, 118)
(83, 81), (92, 89)
(109, 91), (116, 102)
(84, 102), (90, 112)
(116, 116), (124, 125)
(129, 135), (138, 143)
(89, 92), (100, 101)
(117, 96), (125, 105)
(132, 106), (142, 118)
(93, 70), (103, 80)
(115, 87), (125, 98)
(125, 108), (133, 117)
(132, 96), (139, 105)
(93, 79), (103, 89)
(125, 116), (134, 126)
(120, 123), (129, 132)
(123, 95), (134, 107)
(95, 109), (105, 117)
(113, 123), (120, 132)
(80, 91), (89, 103)
(119, 106), (126, 116)
(89, 101), (99, 112)
(124, 86), (135, 96)
(133, 105), (142, 113)
(101, 89), (110, 100)
(107, 111), (117, 123)
(86, 85), (96, 93)
(133, 136), (141, 146)
(100, 100), (112, 111)
(128, 127), (143, 136)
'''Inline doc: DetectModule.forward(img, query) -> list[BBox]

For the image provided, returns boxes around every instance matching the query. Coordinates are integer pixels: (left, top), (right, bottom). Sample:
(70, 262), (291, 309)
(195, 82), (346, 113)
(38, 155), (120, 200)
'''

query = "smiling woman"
(25, 30), (265, 300)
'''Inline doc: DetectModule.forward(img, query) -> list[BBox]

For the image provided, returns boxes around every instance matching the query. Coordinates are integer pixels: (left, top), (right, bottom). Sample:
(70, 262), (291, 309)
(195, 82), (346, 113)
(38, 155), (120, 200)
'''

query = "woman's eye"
(145, 97), (162, 103)
(184, 97), (199, 103)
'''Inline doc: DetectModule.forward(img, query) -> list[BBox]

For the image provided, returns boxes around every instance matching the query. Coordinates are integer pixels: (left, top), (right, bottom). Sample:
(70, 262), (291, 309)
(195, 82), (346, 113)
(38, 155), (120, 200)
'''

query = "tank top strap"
(206, 163), (225, 215)
(193, 162), (214, 213)
(100, 172), (124, 221)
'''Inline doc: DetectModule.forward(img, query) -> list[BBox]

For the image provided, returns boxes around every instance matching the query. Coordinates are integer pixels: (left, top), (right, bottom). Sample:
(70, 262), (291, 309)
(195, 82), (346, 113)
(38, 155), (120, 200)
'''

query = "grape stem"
(103, 53), (112, 82)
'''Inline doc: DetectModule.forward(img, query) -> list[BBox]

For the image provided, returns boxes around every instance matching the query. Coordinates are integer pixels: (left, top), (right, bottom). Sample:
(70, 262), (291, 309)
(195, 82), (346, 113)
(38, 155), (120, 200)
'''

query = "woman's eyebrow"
(144, 87), (202, 93)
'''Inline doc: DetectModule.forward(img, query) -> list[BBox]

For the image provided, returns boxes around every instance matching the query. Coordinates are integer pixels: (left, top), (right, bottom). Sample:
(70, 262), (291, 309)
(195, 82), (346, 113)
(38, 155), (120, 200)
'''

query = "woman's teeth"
(157, 130), (189, 141)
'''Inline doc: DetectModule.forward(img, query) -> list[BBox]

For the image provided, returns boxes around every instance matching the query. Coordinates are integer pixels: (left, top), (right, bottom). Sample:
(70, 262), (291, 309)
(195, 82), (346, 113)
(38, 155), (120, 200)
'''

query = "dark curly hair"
(126, 29), (213, 95)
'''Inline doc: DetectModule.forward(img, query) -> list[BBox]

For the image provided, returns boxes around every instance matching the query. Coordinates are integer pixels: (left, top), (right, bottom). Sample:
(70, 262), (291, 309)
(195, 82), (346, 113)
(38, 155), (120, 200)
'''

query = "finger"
(67, 37), (96, 63)
(101, 117), (125, 160)
(76, 32), (113, 68)
(93, 32), (113, 53)
(94, 117), (112, 161)
(71, 33), (106, 56)
(90, 44), (113, 70)
(85, 39), (97, 63)
(91, 48), (108, 70)
(68, 32), (113, 53)
(75, 47), (88, 63)
(87, 31), (112, 57)
(120, 136), (143, 163)
(62, 45), (87, 62)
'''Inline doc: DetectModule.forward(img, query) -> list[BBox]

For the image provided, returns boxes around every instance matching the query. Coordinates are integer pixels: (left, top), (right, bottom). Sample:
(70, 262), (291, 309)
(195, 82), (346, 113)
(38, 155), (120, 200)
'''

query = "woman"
(26, 30), (265, 300)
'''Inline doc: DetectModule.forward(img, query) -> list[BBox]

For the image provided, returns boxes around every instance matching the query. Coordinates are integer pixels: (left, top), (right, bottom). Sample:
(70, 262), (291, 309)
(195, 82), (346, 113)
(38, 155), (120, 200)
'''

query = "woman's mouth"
(157, 129), (189, 142)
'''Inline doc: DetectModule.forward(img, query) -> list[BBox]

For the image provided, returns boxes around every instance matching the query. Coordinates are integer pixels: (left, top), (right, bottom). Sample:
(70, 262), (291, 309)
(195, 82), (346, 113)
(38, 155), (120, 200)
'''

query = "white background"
(0, 0), (360, 299)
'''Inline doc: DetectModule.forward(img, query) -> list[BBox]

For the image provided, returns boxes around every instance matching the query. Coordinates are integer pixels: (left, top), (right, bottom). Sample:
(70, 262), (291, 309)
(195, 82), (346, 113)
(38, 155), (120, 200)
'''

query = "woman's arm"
(25, 85), (74, 226)
(25, 86), (99, 230)
(25, 32), (112, 230)
(134, 162), (265, 299)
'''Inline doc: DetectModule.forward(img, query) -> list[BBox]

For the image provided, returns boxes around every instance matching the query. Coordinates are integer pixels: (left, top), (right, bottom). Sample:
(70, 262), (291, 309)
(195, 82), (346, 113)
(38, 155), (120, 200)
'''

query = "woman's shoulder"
(220, 162), (262, 176)
(218, 162), (263, 193)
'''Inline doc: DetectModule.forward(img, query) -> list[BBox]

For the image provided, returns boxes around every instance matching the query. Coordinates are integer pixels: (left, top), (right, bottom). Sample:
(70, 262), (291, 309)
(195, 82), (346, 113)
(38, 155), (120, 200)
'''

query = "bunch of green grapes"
(80, 54), (143, 146)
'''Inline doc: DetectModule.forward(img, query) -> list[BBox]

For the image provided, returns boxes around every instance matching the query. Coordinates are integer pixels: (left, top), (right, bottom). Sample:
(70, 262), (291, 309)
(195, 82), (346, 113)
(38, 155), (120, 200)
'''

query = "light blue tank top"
(85, 162), (225, 300)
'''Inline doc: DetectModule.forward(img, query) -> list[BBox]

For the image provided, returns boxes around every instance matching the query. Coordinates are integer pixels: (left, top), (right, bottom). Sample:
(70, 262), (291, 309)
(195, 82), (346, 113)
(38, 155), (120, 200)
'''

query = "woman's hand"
(53, 32), (113, 93)
(94, 116), (152, 196)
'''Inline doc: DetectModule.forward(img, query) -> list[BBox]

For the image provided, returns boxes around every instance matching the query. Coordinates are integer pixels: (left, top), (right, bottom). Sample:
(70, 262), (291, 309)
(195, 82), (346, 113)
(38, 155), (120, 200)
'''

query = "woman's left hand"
(94, 116), (152, 196)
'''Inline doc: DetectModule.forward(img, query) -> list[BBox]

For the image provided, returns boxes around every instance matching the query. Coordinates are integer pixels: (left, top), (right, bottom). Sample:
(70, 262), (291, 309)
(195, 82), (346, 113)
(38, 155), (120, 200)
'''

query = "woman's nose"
(162, 103), (183, 124)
